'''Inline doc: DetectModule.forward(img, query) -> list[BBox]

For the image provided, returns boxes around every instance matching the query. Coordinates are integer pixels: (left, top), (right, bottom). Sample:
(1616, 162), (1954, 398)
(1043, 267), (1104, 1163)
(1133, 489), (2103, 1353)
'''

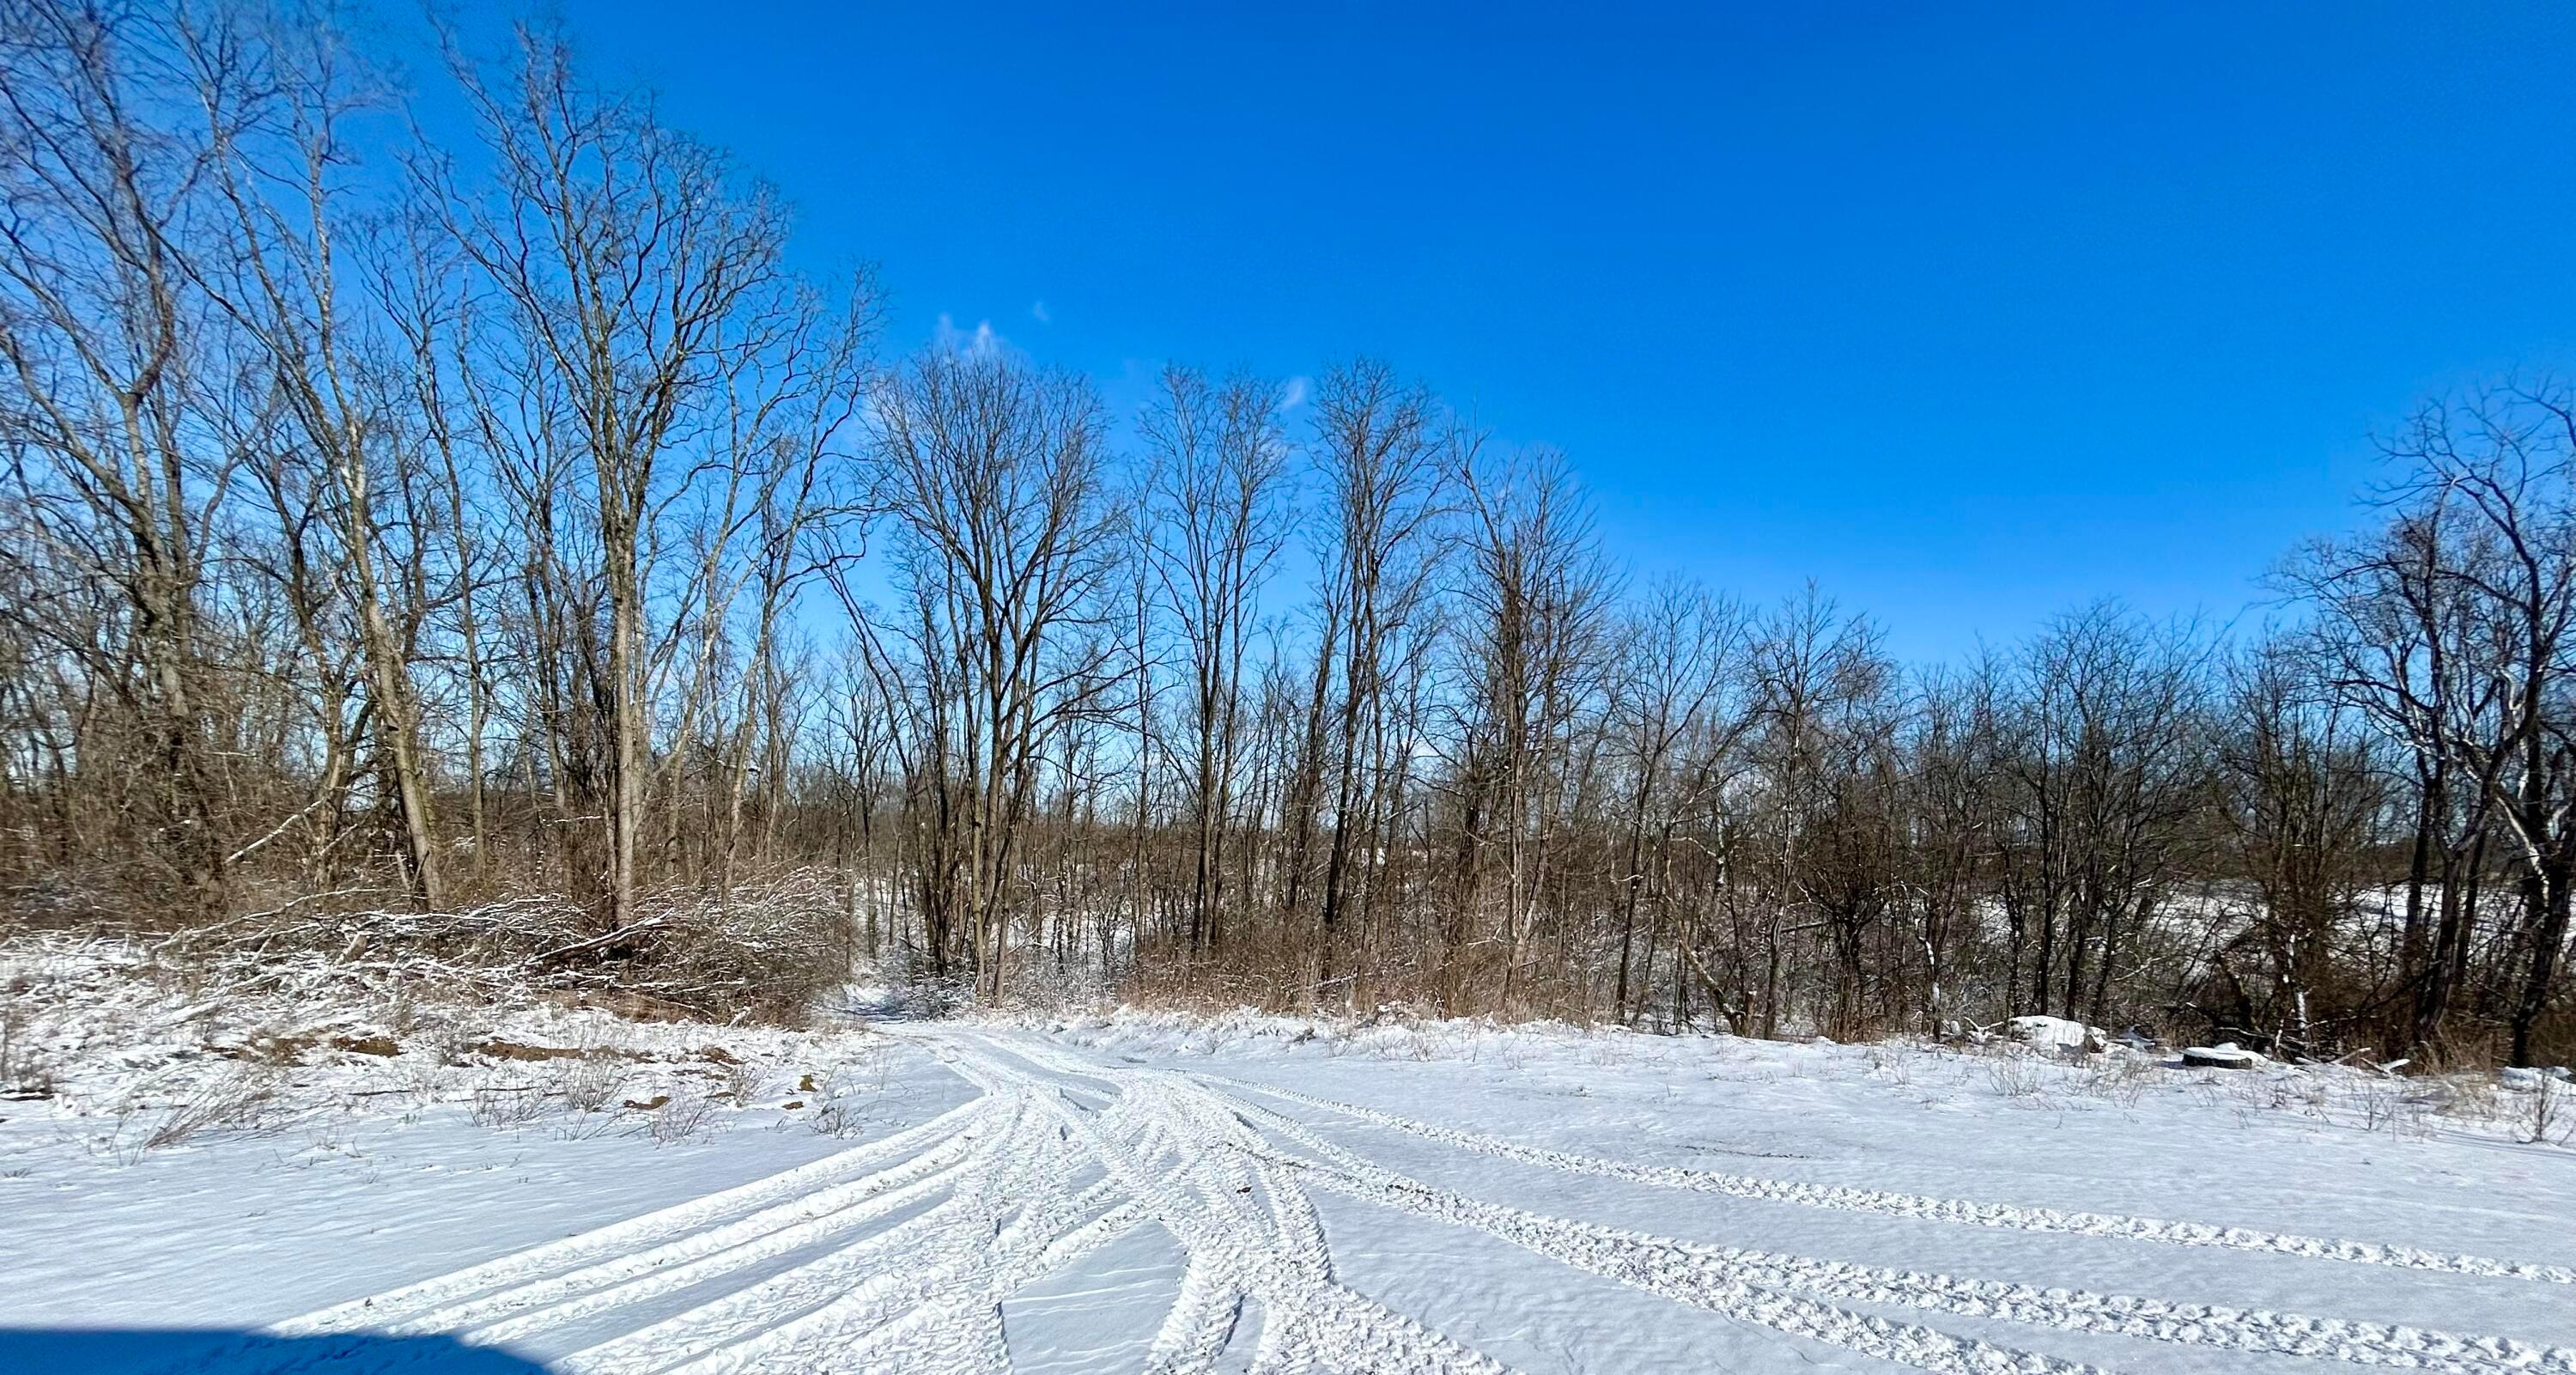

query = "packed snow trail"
(1187, 1078), (2574, 1374)
(1196, 1072), (2576, 1284)
(240, 1025), (2576, 1374)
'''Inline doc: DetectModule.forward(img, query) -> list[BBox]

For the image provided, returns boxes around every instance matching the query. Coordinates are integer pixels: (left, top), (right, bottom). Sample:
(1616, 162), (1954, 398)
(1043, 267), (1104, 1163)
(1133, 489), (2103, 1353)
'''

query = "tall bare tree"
(868, 348), (1119, 1001)
(0, 0), (250, 909)
(435, 23), (803, 929)
(1141, 366), (1291, 958)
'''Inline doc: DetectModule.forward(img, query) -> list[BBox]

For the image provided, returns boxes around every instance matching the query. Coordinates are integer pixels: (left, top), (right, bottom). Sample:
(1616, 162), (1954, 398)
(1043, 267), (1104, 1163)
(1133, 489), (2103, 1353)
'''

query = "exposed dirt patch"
(545, 988), (702, 1024)
(472, 1038), (653, 1063)
(209, 1034), (314, 1065)
(475, 1039), (586, 1062)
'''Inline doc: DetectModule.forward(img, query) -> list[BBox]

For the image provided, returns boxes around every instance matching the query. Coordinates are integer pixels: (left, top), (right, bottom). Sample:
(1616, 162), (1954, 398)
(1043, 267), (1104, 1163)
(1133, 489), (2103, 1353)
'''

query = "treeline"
(0, 3), (2568, 1063)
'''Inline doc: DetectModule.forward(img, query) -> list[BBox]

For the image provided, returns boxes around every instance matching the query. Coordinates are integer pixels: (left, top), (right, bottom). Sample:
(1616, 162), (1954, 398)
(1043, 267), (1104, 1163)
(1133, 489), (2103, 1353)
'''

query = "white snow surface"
(5, 981), (2575, 1373)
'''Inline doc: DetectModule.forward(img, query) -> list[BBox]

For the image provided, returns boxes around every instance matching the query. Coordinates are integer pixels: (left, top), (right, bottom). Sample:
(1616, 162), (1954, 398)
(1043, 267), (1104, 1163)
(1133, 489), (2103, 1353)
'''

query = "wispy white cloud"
(933, 313), (1005, 358)
(1030, 300), (1052, 325)
(1280, 374), (1313, 411)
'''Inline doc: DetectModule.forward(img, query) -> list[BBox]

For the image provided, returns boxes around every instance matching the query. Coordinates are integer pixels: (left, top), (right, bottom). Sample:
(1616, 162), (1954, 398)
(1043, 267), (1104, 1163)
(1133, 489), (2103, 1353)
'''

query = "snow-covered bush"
(109, 866), (857, 1026)
(0, 927), (886, 1162)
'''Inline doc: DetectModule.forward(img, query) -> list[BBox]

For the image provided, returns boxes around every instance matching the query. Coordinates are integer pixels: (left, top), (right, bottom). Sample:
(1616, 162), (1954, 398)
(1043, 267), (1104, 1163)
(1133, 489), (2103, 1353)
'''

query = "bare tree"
(1997, 603), (2209, 1027)
(1303, 360), (1449, 999)
(434, 23), (802, 929)
(2209, 639), (2390, 1055)
(2383, 393), (2576, 1066)
(1451, 445), (1614, 1008)
(0, 3), (2565, 1064)
(0, 0), (251, 908)
(867, 348), (1119, 1001)
(1607, 579), (1744, 1022)
(1141, 366), (1291, 958)
(1745, 587), (1900, 1039)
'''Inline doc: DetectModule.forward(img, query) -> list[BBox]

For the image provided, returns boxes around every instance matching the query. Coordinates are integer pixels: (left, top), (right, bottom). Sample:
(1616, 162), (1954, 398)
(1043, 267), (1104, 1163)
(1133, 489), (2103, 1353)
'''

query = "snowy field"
(4, 958), (2575, 1373)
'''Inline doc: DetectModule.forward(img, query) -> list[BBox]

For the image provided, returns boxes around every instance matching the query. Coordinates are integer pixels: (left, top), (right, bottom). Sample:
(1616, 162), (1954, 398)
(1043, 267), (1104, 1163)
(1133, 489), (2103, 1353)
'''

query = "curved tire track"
(247, 1025), (2573, 1375)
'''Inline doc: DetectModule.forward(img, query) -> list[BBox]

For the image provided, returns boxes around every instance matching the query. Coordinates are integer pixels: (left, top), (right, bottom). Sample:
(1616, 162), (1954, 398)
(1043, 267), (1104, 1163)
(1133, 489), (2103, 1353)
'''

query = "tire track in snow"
(829, 1190), (1147, 1375)
(236, 1024), (2567, 1375)
(471, 1114), (1012, 1355)
(933, 1033), (1520, 1375)
(976, 1038), (1346, 1374)
(1200, 1078), (2573, 1375)
(635, 1094), (1078, 1375)
(276, 1092), (997, 1338)
(552, 1183), (989, 1375)
(802, 1057), (1154, 1373)
(1200, 1071), (2576, 1285)
(1141, 1257), (1246, 1375)
(402, 1114), (999, 1342)
(1158, 1071), (2110, 1375)
(563, 1089), (1153, 1375)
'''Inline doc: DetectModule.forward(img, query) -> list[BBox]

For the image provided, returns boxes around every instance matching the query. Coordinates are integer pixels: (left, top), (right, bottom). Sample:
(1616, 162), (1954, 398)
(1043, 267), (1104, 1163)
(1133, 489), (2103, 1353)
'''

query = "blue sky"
(413, 2), (2576, 663)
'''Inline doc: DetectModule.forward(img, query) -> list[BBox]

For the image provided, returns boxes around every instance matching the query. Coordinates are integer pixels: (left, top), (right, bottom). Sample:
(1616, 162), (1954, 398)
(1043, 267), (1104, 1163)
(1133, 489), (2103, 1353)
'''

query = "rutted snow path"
(259, 1025), (2576, 1374)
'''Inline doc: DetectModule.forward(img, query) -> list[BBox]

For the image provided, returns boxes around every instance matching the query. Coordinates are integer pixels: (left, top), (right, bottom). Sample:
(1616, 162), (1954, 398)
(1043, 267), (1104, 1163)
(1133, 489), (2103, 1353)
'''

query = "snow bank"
(2005, 1014), (2105, 1053)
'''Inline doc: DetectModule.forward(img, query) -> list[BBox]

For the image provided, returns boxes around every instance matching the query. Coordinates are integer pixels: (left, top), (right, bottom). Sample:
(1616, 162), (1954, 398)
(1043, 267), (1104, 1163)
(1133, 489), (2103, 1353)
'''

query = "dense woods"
(2, 3), (2570, 1065)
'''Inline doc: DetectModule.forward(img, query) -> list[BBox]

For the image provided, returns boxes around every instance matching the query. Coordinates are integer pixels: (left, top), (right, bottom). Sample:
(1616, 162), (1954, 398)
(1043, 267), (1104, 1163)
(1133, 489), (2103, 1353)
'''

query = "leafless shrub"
(391, 1057), (450, 1105)
(2240, 1068), (2332, 1119)
(2525, 1074), (2569, 1146)
(149, 869), (849, 1028)
(108, 1068), (287, 1160)
(809, 1086), (861, 1136)
(557, 872), (850, 1024)
(0, 1008), (52, 1100)
(2354, 1079), (2411, 1135)
(470, 1084), (550, 1129)
(555, 1056), (626, 1115)
(427, 1025), (480, 1068)
(1983, 1053), (2046, 1099)
(1863, 1045), (1915, 1087)
(2077, 1055), (2153, 1107)
(648, 1089), (715, 1143)
(805, 1048), (890, 1136)
(385, 988), (419, 1037)
(719, 1056), (764, 1104)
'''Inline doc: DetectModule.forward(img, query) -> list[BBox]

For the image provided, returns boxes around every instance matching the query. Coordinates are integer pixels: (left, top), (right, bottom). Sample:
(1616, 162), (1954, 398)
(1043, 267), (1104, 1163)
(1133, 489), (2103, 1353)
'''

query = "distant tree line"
(0, 2), (2568, 1063)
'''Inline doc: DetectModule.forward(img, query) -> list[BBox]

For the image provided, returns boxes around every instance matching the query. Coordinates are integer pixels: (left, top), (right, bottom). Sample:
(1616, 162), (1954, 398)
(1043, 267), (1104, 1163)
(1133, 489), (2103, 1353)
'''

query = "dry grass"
(555, 1055), (627, 1116)
(805, 1046), (891, 1136)
(102, 1066), (288, 1162)
(468, 1083), (550, 1129)
(717, 1056), (765, 1105)
(1981, 1052), (2048, 1099)
(647, 1088), (715, 1143)
(2518, 1074), (2572, 1146)
(0, 1005), (53, 1101)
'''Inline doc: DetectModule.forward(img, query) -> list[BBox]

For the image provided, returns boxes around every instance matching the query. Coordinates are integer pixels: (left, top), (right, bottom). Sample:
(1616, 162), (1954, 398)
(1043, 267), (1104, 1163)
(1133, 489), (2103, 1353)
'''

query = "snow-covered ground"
(4, 950), (2574, 1372)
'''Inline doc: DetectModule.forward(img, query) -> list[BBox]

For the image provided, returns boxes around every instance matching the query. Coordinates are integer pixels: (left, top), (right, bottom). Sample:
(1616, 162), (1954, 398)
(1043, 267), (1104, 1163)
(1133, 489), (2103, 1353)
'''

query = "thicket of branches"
(1, 2), (2570, 1060)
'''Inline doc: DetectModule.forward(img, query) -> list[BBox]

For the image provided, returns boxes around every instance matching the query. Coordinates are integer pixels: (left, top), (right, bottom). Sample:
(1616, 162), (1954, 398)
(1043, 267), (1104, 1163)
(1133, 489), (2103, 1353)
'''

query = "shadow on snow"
(0, 1329), (550, 1374)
